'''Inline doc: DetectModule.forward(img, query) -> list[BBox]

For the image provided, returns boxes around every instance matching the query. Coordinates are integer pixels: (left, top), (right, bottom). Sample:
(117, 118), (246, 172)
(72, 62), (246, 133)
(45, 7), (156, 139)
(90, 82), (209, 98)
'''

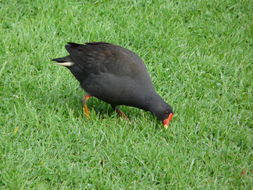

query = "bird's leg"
(116, 108), (129, 119)
(82, 95), (92, 118)
(112, 105), (129, 120)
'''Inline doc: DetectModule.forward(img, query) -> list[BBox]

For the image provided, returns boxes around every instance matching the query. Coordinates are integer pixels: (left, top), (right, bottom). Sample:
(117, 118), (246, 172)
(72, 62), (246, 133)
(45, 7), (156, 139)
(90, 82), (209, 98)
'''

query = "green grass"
(0, 0), (252, 189)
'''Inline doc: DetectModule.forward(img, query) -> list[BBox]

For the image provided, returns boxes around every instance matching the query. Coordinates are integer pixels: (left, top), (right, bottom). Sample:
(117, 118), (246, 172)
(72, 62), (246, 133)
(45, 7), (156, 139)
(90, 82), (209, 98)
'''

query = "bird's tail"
(51, 56), (74, 67)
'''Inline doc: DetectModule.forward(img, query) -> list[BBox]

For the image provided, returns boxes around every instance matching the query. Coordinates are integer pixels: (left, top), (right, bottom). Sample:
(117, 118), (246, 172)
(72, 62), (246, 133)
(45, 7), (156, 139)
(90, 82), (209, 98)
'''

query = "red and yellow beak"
(162, 113), (173, 129)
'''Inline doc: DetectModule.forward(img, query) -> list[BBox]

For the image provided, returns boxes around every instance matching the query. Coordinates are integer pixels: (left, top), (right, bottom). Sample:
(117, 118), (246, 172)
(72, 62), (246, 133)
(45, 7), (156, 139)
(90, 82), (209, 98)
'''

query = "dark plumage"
(52, 42), (173, 127)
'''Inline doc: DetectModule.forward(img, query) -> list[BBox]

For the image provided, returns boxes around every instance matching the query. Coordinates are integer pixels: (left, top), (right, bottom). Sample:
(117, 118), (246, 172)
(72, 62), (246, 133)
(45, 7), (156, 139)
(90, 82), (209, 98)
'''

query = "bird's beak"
(162, 113), (173, 129)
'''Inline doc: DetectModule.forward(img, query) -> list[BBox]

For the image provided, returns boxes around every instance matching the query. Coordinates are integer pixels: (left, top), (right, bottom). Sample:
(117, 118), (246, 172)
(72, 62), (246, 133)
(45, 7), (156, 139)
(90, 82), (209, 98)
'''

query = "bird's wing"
(65, 42), (147, 78)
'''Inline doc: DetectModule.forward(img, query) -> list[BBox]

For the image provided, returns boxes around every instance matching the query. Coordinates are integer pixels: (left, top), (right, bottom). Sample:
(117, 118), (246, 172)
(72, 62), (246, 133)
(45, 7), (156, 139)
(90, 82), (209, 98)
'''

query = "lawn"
(0, 0), (252, 189)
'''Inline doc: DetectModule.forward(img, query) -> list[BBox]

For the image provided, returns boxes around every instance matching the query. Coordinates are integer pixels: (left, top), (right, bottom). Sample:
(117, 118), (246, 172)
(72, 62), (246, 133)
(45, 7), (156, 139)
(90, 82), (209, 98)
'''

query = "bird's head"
(149, 99), (174, 128)
(156, 105), (174, 129)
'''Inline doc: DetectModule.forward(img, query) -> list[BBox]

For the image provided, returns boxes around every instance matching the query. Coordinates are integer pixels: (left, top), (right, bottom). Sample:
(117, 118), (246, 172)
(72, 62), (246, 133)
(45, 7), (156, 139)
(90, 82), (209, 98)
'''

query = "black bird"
(52, 42), (173, 128)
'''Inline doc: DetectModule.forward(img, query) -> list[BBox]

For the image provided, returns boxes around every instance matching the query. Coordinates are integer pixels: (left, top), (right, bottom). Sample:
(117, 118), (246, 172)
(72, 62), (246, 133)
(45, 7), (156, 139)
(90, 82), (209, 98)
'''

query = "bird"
(52, 42), (173, 128)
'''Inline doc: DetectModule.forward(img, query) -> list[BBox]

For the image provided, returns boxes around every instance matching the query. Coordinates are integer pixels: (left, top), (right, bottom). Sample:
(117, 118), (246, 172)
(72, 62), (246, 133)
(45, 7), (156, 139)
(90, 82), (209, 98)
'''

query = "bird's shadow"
(46, 91), (122, 119)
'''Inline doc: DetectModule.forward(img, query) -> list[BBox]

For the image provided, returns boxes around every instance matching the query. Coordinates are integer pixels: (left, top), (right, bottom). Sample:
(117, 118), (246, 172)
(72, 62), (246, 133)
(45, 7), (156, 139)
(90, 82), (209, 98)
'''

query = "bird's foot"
(82, 95), (92, 118)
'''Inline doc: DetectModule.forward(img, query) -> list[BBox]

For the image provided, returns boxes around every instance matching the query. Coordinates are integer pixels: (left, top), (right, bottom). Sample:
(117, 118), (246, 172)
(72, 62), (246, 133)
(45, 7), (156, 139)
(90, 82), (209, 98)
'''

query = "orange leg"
(82, 95), (92, 118)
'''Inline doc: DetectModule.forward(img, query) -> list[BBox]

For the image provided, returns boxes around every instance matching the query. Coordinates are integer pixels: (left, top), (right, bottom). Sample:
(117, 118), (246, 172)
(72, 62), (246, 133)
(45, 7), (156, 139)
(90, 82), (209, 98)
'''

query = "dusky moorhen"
(52, 42), (173, 128)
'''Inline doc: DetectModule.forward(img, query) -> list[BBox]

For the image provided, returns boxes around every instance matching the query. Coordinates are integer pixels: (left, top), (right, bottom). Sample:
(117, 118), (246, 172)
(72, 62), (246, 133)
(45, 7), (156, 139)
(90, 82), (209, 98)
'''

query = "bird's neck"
(144, 92), (167, 111)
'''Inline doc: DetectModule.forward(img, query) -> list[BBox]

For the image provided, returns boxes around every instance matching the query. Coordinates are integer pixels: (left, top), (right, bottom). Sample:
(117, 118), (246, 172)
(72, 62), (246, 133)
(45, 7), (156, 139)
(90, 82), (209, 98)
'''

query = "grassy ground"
(0, 0), (252, 189)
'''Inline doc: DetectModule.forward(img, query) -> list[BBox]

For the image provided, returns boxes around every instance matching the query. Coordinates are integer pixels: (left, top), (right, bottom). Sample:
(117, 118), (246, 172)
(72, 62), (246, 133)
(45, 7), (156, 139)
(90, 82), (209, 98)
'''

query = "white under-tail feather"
(54, 61), (74, 67)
